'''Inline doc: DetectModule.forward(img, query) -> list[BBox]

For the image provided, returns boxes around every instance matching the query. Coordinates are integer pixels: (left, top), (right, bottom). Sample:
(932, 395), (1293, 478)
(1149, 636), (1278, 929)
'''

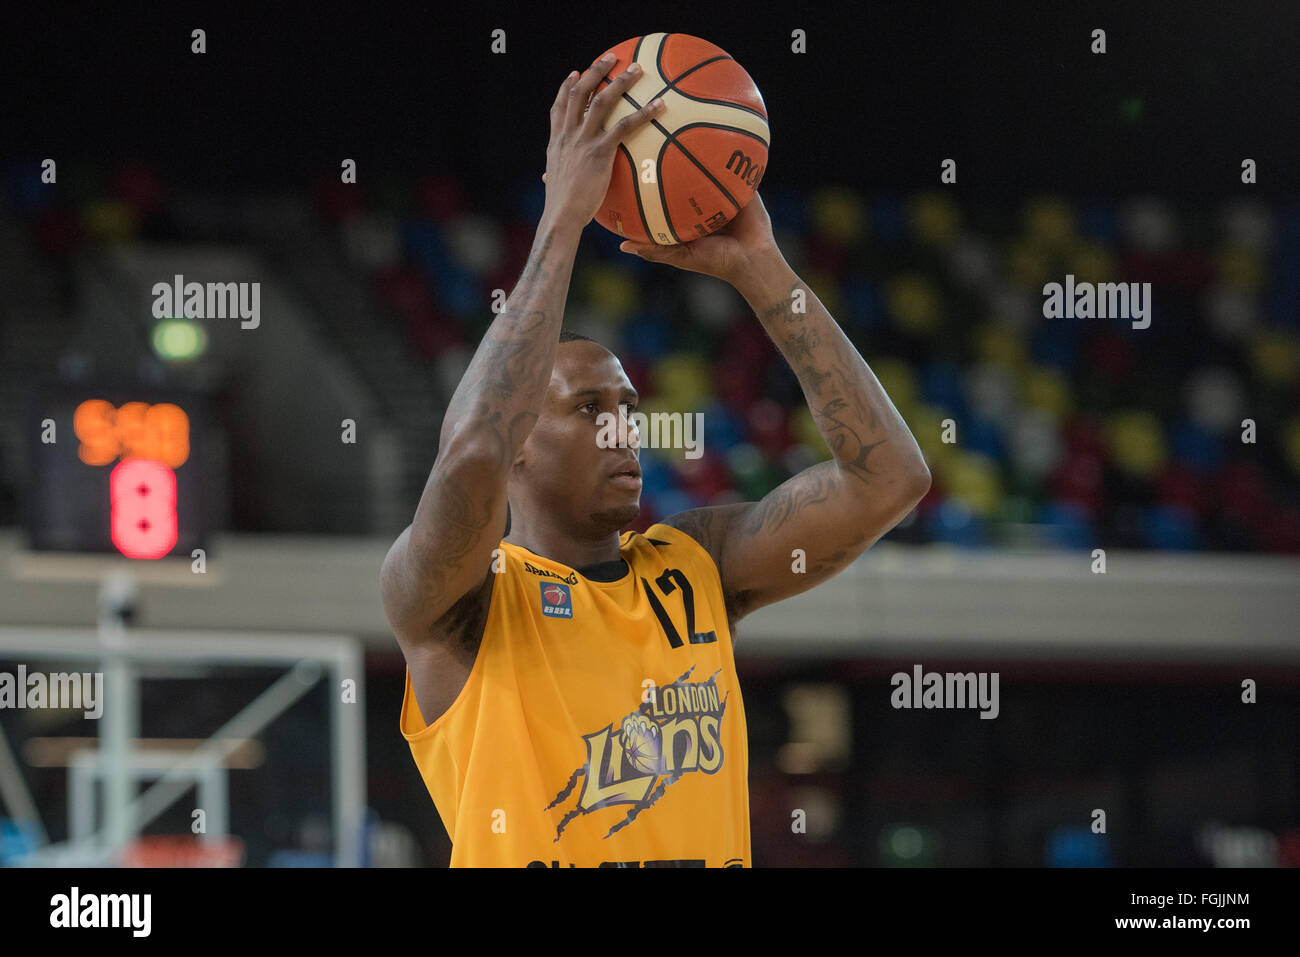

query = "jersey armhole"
(645, 522), (741, 642)
(646, 522), (722, 581)
(399, 559), (503, 742)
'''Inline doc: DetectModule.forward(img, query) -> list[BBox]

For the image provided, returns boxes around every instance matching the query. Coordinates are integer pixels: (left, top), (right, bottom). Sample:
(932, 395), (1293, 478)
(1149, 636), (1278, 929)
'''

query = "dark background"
(6, 1), (1298, 197)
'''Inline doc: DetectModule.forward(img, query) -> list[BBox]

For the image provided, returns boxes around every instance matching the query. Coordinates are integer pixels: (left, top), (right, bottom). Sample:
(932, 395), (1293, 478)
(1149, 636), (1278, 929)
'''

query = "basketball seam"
(653, 87), (769, 124)
(600, 80), (672, 242)
(657, 49), (730, 89)
(650, 47), (734, 103)
(647, 33), (756, 230)
(660, 133), (745, 221)
(598, 65), (662, 242)
(600, 36), (766, 133)
(655, 136), (687, 245)
(671, 120), (770, 150)
(654, 37), (767, 123)
(616, 142), (655, 243)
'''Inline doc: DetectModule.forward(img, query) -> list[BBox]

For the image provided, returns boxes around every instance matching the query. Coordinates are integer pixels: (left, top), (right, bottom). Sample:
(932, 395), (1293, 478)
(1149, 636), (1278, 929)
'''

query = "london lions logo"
(539, 581), (573, 618)
(545, 666), (728, 840)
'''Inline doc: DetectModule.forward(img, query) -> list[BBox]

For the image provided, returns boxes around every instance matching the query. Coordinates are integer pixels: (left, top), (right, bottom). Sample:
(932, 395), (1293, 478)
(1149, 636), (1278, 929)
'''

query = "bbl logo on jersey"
(545, 665), (729, 840)
(539, 582), (573, 619)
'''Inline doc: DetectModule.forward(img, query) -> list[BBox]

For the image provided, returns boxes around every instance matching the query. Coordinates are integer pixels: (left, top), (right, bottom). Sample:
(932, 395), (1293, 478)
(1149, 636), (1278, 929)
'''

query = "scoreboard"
(25, 385), (215, 558)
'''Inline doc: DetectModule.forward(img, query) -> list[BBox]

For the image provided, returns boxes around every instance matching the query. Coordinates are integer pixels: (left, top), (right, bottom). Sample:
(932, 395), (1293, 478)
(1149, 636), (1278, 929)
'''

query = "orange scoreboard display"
(25, 388), (215, 558)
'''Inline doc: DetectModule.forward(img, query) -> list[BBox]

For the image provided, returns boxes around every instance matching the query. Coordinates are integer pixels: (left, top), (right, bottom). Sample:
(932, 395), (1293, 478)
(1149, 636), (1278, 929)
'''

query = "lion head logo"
(620, 712), (661, 776)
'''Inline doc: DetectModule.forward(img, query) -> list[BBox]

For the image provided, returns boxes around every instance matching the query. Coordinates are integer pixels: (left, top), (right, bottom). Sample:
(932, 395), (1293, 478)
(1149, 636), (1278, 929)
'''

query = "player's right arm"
(381, 54), (665, 724)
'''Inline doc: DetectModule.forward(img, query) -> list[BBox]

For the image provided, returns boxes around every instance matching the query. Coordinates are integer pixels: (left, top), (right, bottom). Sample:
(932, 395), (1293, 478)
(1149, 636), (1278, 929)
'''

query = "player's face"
(518, 341), (642, 533)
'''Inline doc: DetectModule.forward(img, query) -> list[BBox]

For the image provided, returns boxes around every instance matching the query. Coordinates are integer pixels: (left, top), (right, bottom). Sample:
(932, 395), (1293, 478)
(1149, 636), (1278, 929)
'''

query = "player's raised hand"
(617, 190), (780, 286)
(541, 53), (665, 234)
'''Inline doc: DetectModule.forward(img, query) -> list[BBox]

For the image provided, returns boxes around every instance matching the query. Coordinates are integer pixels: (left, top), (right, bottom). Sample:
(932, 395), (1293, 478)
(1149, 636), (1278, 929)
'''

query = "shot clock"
(24, 385), (215, 558)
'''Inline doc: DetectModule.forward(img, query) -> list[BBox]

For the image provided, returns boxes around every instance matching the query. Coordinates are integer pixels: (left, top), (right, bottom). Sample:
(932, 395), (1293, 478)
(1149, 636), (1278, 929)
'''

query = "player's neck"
(503, 515), (623, 571)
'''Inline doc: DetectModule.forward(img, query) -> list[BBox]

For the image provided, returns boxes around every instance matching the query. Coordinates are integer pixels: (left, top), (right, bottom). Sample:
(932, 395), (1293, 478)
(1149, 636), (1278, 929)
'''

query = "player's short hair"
(558, 329), (603, 348)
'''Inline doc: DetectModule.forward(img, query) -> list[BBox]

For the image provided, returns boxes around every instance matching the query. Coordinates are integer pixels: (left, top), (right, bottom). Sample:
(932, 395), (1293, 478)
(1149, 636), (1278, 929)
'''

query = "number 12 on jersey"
(641, 568), (717, 648)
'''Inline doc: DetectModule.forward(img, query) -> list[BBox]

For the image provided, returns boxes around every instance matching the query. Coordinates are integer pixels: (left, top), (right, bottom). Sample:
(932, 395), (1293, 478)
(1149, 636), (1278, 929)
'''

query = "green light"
(879, 823), (938, 866)
(151, 319), (207, 360)
(1120, 97), (1143, 123)
(890, 826), (924, 859)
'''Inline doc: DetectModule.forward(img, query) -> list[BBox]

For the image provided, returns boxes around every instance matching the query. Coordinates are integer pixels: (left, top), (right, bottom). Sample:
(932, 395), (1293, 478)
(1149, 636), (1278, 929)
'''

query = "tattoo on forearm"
(754, 288), (915, 488)
(478, 308), (550, 404)
(523, 233), (553, 279)
(800, 363), (832, 396)
(788, 325), (818, 360)
(814, 396), (887, 483)
(450, 229), (570, 462)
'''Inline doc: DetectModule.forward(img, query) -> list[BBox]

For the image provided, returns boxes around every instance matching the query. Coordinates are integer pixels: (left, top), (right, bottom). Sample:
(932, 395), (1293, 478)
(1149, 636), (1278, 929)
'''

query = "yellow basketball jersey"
(400, 522), (751, 867)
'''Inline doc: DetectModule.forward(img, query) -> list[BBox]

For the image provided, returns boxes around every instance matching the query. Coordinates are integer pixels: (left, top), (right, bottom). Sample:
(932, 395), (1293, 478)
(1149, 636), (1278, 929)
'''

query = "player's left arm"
(622, 193), (932, 625)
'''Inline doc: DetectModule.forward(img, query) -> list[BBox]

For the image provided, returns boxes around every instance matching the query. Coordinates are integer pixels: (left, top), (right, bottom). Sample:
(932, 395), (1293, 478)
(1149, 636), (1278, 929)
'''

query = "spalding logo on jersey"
(539, 582), (573, 619)
(545, 665), (729, 840)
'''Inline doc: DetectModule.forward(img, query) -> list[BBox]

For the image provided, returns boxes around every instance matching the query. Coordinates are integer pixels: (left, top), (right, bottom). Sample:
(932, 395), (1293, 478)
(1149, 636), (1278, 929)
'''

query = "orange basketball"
(591, 33), (770, 246)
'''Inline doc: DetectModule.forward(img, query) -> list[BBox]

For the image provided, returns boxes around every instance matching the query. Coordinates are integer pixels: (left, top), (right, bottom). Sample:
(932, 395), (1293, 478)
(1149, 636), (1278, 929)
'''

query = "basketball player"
(382, 53), (931, 867)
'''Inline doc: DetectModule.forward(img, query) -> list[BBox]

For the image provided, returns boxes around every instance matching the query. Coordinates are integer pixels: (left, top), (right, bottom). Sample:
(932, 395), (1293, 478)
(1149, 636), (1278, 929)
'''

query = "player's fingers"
(619, 239), (674, 262)
(603, 96), (665, 146)
(550, 70), (580, 134)
(565, 53), (616, 129)
(582, 61), (642, 131)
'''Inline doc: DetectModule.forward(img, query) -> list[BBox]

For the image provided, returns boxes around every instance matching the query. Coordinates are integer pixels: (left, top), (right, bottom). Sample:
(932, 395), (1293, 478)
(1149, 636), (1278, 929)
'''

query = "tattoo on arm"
(393, 223), (581, 642)
(478, 313), (545, 402)
(813, 397), (888, 484)
(667, 507), (725, 561)
(406, 476), (494, 624)
(755, 291), (915, 491)
(444, 228), (571, 458)
(736, 460), (837, 538)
